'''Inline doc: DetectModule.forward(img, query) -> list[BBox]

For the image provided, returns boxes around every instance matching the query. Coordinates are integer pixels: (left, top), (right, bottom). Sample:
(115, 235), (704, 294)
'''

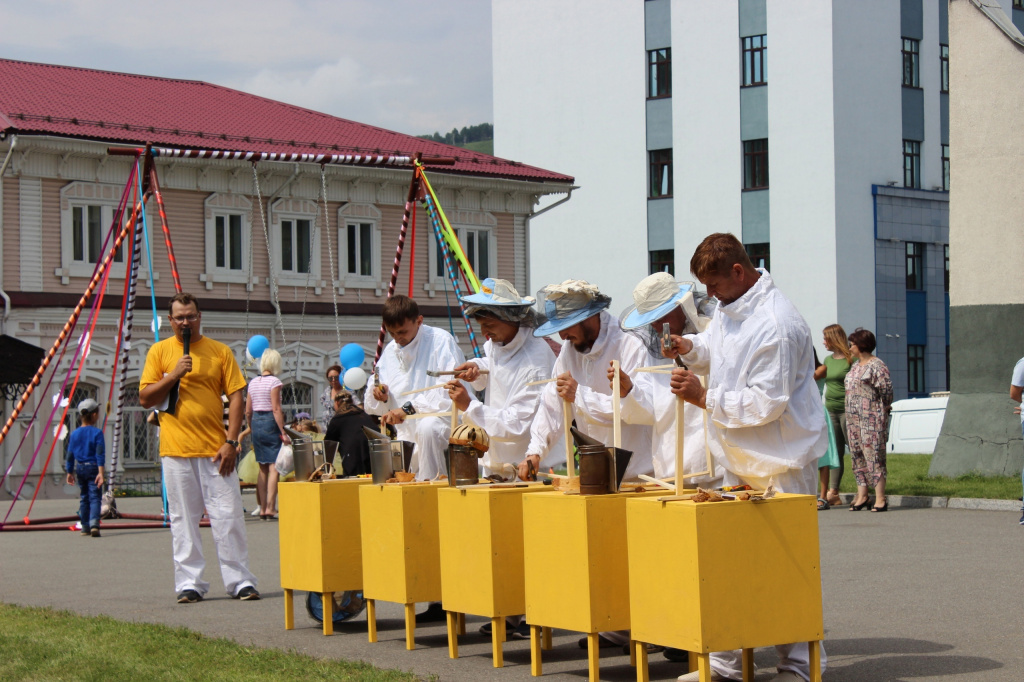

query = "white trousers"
(399, 417), (450, 482)
(710, 463), (826, 681)
(162, 456), (257, 597)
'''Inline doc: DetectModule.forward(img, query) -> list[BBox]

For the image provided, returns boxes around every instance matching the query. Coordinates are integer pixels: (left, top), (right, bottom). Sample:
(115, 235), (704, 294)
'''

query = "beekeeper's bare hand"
(556, 372), (578, 403)
(606, 361), (633, 398)
(452, 362), (480, 383)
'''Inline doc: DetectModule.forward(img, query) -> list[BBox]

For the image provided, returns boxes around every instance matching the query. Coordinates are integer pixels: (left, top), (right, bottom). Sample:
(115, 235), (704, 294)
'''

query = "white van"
(885, 395), (948, 454)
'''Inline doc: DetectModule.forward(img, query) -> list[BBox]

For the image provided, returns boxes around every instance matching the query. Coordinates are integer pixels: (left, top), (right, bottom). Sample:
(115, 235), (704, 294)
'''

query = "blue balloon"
(339, 343), (365, 369)
(247, 335), (270, 360)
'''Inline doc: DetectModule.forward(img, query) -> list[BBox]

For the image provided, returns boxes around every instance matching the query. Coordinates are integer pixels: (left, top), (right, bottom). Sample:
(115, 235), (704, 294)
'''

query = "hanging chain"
(252, 163), (286, 346)
(321, 167), (341, 351)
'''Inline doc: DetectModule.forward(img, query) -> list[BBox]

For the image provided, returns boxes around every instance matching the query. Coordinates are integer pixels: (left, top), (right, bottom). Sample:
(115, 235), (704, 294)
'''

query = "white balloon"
(150, 316), (163, 334)
(54, 424), (68, 441)
(343, 367), (368, 390)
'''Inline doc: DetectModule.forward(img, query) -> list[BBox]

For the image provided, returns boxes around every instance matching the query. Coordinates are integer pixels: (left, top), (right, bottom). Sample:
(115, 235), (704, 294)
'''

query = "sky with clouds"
(0, 0), (492, 137)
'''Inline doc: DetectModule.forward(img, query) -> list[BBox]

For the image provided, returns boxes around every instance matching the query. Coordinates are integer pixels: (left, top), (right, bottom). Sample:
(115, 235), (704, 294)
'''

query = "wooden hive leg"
(636, 641), (649, 682)
(366, 599), (377, 643)
(492, 617), (505, 668)
(741, 648), (755, 681)
(696, 652), (712, 682)
(530, 625), (543, 677)
(322, 592), (334, 636)
(688, 651), (699, 673)
(630, 639), (637, 667)
(542, 626), (553, 650)
(404, 603), (416, 650)
(587, 633), (600, 682)
(808, 641), (822, 682)
(283, 588), (294, 630)
(457, 611), (466, 635)
(446, 610), (459, 659)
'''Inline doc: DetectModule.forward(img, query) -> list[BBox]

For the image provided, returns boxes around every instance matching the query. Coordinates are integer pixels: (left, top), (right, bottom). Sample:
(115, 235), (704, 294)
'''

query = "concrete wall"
(831, 0), (903, 347)
(672, 1), (742, 272)
(493, 0), (648, 309)
(932, 0), (1024, 476)
(766, 0), (837, 342)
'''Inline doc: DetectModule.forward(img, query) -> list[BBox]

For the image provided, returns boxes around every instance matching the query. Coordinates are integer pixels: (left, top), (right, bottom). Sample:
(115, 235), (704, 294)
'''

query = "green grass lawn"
(0, 603), (417, 682)
(834, 454), (1021, 499)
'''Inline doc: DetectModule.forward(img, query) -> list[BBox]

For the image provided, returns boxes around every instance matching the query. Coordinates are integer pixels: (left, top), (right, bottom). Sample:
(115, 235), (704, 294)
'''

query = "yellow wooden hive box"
(626, 493), (823, 653)
(278, 478), (371, 593)
(523, 490), (663, 634)
(438, 485), (553, 618)
(359, 481), (446, 606)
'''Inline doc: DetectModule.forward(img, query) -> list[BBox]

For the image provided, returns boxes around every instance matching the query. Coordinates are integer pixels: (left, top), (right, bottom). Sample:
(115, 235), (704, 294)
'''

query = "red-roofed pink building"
(0, 58), (573, 490)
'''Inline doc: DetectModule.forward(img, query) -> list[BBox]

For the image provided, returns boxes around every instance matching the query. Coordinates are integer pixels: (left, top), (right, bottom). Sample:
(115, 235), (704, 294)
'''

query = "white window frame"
(201, 193), (252, 289)
(424, 211), (498, 297)
(270, 198), (322, 291)
(57, 182), (158, 284)
(337, 203), (383, 294)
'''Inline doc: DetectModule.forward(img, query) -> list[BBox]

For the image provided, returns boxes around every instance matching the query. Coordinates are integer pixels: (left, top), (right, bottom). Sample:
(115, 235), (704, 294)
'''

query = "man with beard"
(519, 280), (652, 483)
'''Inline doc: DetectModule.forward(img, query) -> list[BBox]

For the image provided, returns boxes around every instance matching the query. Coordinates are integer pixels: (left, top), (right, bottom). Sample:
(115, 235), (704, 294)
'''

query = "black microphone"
(182, 327), (191, 356)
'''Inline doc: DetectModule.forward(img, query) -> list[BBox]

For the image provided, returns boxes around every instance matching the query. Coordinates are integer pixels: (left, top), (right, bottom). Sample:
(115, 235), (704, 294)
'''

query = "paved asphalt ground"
(1, 493), (1022, 681)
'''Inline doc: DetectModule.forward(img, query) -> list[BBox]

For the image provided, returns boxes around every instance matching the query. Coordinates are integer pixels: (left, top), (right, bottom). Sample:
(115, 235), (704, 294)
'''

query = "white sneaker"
(771, 673), (804, 682)
(250, 508), (261, 517)
(677, 671), (738, 682)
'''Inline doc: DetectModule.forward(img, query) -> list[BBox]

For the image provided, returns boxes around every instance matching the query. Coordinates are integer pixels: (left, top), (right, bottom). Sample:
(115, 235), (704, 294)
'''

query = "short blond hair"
(260, 348), (282, 376)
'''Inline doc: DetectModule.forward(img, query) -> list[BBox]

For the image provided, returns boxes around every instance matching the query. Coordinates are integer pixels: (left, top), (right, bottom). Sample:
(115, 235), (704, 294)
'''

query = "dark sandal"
(816, 498), (830, 511)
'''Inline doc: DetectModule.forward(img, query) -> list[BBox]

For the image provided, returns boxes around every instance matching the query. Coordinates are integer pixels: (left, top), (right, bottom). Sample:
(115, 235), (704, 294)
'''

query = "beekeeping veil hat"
(621, 273), (710, 333)
(460, 278), (540, 325)
(532, 280), (611, 336)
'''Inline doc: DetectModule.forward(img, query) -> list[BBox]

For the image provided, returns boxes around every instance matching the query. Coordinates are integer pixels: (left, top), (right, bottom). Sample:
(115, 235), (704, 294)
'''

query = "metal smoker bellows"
(284, 426), (341, 482)
(446, 423), (490, 487)
(362, 427), (414, 484)
(570, 427), (633, 495)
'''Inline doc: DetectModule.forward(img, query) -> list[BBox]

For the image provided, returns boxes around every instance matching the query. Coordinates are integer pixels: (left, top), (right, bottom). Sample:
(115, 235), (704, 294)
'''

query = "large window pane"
(743, 139), (769, 189)
(359, 223), (372, 276)
(347, 224), (357, 274)
(281, 219), (294, 271)
(477, 231), (489, 279)
(647, 48), (671, 98)
(229, 214), (242, 270)
(73, 206), (84, 262)
(906, 242), (924, 290)
(297, 219), (311, 274)
(648, 149), (673, 198)
(87, 205), (102, 263)
(742, 35), (766, 86)
(215, 215), (226, 268)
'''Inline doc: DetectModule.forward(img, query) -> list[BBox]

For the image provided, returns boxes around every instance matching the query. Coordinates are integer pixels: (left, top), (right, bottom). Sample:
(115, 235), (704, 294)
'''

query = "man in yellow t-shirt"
(140, 292), (258, 604)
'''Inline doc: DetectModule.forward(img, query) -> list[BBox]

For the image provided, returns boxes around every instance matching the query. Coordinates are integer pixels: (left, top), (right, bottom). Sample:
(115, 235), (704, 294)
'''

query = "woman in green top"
(813, 324), (853, 505)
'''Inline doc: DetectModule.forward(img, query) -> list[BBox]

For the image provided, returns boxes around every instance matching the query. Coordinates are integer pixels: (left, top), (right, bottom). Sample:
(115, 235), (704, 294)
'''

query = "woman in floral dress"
(845, 328), (894, 512)
(319, 364), (344, 431)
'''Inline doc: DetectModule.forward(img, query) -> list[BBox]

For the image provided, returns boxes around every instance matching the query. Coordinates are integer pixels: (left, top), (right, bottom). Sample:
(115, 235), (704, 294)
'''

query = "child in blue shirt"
(65, 399), (106, 537)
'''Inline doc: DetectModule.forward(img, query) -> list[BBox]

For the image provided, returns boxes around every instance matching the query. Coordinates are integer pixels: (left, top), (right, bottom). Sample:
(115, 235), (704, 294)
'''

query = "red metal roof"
(0, 58), (573, 185)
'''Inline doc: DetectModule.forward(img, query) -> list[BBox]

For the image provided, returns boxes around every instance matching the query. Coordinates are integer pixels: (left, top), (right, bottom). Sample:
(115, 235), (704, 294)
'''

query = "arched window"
(121, 384), (159, 465)
(281, 382), (314, 422)
(61, 383), (98, 461)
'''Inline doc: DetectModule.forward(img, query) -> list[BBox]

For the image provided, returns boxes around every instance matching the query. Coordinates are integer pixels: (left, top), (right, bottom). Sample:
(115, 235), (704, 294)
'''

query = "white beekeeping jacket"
(364, 324), (466, 442)
(461, 326), (558, 474)
(620, 356), (718, 486)
(680, 270), (827, 480)
(525, 311), (654, 480)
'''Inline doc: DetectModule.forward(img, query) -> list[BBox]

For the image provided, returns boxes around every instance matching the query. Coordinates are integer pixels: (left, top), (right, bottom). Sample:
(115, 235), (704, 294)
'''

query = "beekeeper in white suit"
(444, 278), (559, 478)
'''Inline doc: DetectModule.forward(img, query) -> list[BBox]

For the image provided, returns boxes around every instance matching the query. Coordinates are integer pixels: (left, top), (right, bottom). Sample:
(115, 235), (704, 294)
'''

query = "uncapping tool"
(425, 368), (489, 377)
(662, 323), (688, 369)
